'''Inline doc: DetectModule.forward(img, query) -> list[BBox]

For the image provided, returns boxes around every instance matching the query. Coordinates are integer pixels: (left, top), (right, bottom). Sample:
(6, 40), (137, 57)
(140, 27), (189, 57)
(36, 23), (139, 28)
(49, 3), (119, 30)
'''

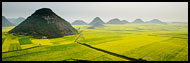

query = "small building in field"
(42, 36), (47, 39)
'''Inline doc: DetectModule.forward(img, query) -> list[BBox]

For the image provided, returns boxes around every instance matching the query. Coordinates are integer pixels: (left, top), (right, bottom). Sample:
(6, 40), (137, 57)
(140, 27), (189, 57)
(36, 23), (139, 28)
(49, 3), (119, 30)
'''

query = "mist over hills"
(89, 17), (105, 25)
(121, 20), (129, 24)
(8, 17), (25, 25)
(107, 18), (123, 24)
(72, 20), (87, 25)
(85, 17), (182, 25)
(132, 19), (144, 23)
(145, 19), (167, 24)
(106, 18), (130, 24)
(2, 2), (188, 61)
(2, 16), (14, 27)
(87, 22), (104, 29)
(7, 18), (16, 22)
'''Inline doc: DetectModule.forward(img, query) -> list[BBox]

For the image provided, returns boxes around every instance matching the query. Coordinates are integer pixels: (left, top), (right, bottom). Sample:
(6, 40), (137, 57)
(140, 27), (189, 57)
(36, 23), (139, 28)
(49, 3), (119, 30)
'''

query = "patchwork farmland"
(2, 24), (188, 61)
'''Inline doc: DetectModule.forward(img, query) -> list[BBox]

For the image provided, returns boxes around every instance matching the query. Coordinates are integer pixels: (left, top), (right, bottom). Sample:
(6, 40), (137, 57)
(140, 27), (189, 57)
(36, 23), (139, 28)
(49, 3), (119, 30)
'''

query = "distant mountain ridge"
(132, 19), (144, 23)
(107, 18), (123, 24)
(145, 19), (167, 24)
(7, 18), (16, 22)
(89, 17), (105, 25)
(8, 17), (25, 25)
(2, 16), (14, 27)
(72, 20), (87, 25)
(121, 20), (129, 24)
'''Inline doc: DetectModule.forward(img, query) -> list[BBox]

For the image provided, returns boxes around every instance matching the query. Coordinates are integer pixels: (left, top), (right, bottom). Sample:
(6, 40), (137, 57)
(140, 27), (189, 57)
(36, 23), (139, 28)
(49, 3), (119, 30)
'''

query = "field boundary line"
(77, 42), (146, 61)
(74, 31), (146, 61)
(2, 45), (41, 53)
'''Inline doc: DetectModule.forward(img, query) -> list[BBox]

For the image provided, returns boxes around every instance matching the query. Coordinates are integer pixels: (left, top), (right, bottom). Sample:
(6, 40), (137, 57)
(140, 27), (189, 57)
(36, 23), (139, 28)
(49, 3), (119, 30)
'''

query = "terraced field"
(2, 24), (188, 61)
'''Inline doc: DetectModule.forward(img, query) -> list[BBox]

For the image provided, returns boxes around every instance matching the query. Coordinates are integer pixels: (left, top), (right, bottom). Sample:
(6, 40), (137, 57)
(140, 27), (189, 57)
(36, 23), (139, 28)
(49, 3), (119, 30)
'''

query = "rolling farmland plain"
(2, 24), (188, 61)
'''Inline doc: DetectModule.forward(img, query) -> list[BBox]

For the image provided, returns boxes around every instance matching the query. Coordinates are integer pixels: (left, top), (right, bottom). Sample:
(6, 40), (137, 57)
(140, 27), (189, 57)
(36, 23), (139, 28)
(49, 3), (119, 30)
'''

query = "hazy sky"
(2, 2), (188, 23)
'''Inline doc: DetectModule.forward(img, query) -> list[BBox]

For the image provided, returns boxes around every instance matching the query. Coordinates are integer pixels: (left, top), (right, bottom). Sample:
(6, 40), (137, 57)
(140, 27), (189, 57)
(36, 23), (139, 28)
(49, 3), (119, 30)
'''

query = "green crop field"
(2, 24), (188, 61)
(19, 38), (33, 45)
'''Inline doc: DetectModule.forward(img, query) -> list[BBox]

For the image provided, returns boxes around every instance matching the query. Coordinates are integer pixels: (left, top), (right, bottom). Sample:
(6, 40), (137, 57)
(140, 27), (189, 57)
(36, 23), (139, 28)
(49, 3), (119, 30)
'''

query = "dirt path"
(74, 31), (146, 61)
(74, 31), (83, 43)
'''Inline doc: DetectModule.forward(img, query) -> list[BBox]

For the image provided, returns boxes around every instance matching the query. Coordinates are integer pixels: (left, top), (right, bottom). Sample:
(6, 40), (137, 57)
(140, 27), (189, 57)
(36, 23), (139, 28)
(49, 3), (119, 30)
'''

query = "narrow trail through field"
(74, 31), (146, 61)
(74, 31), (83, 43)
